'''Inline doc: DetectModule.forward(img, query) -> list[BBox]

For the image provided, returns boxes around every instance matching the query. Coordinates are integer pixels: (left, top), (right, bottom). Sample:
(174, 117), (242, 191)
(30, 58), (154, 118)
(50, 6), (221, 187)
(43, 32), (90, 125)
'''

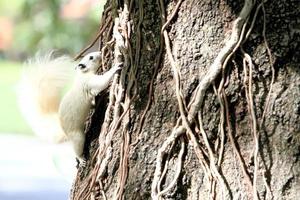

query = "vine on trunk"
(151, 0), (274, 199)
(71, 0), (275, 199)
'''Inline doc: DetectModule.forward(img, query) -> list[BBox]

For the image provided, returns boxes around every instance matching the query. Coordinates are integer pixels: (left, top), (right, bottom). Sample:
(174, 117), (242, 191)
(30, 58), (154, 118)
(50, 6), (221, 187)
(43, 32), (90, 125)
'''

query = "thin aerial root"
(74, 15), (113, 60)
(160, 0), (208, 180)
(198, 113), (229, 199)
(113, 3), (138, 197)
(151, 126), (186, 200)
(263, 170), (273, 199)
(161, 0), (183, 32)
(101, 37), (115, 70)
(157, 156), (170, 194)
(133, 0), (158, 146)
(157, 140), (177, 194)
(152, 3), (204, 199)
(157, 138), (185, 198)
(213, 85), (225, 168)
(99, 180), (108, 200)
(73, 0), (276, 199)
(260, 1), (275, 128)
(94, 15), (128, 185)
(151, 1), (256, 199)
(222, 89), (254, 193)
(188, 0), (255, 120)
(244, 2), (262, 41)
(242, 49), (260, 200)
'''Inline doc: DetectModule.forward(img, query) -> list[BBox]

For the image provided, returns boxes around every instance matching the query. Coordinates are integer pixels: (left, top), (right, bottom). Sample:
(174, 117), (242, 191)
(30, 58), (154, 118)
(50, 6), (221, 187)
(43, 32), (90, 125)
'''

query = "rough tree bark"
(71, 0), (300, 199)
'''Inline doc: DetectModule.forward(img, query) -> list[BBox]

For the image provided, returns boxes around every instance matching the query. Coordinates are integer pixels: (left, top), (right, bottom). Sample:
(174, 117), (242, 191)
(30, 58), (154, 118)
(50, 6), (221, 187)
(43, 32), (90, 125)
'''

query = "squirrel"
(18, 51), (121, 165)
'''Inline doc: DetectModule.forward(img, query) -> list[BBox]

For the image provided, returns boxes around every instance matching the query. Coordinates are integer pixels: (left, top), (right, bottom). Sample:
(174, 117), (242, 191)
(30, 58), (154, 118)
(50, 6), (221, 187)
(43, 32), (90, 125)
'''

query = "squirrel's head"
(76, 51), (101, 73)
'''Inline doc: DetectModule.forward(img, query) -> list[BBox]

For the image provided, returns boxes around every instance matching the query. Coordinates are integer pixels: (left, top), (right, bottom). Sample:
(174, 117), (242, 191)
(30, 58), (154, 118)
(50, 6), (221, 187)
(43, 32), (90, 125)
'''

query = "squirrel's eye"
(89, 56), (94, 60)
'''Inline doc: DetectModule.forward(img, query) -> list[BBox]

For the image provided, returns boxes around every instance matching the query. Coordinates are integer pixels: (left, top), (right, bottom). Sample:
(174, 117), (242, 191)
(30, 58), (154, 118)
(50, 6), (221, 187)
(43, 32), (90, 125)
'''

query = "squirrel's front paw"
(115, 62), (123, 70)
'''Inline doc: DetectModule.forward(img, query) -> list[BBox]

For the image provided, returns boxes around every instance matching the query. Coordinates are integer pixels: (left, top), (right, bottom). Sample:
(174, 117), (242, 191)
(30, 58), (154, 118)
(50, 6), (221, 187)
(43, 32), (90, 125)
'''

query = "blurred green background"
(0, 0), (103, 134)
(0, 61), (32, 134)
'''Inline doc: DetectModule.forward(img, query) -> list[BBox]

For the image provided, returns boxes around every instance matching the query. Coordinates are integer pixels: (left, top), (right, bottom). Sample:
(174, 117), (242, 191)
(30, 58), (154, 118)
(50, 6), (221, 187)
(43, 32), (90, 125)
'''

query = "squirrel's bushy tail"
(17, 52), (75, 143)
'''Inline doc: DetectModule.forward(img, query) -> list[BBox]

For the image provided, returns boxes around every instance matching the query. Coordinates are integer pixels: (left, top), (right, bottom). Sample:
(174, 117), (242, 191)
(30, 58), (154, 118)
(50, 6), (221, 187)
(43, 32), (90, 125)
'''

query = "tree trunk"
(71, 0), (300, 199)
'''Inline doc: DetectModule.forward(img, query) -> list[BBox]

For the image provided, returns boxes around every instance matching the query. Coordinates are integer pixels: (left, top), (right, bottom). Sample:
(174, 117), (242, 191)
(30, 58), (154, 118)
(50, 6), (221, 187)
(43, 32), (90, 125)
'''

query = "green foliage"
(11, 0), (102, 55)
(0, 0), (24, 17)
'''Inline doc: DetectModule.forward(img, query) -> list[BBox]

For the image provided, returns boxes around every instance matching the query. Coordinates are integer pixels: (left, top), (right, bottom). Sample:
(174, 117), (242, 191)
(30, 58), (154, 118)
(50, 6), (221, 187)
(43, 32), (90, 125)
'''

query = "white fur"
(18, 52), (74, 143)
(18, 51), (121, 164)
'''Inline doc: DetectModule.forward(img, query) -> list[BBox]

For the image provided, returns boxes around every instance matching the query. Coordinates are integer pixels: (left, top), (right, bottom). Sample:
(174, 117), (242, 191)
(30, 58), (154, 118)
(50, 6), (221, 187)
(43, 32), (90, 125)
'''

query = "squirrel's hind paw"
(76, 157), (87, 168)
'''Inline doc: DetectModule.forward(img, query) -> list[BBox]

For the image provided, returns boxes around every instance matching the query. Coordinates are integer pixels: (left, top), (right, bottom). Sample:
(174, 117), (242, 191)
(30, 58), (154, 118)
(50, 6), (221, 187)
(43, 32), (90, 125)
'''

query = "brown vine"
(71, 0), (276, 199)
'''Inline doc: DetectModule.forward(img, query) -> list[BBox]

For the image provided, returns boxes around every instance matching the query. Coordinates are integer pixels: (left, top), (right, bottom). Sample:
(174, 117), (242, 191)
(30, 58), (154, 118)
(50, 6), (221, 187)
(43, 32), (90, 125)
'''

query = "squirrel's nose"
(76, 63), (86, 70)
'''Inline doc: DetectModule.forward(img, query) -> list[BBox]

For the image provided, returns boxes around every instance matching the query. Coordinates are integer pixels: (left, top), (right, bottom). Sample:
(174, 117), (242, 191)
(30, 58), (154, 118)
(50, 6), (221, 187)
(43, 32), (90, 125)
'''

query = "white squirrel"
(18, 51), (121, 164)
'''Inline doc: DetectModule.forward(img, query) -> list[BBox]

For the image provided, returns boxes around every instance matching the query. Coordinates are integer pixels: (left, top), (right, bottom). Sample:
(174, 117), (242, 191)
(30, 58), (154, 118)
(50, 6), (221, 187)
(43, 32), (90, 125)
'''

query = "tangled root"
(71, 0), (275, 199)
